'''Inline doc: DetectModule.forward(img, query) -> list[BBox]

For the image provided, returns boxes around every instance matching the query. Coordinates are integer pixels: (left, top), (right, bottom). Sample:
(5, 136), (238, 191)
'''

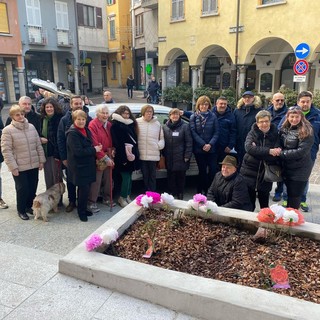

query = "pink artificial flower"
(193, 193), (207, 204)
(85, 234), (103, 251)
(146, 191), (161, 204)
(135, 194), (145, 206)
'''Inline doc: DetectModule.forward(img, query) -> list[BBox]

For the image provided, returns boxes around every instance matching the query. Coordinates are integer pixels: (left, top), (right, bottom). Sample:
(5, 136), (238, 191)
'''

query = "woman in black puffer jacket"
(163, 108), (193, 199)
(279, 107), (314, 209)
(240, 110), (281, 211)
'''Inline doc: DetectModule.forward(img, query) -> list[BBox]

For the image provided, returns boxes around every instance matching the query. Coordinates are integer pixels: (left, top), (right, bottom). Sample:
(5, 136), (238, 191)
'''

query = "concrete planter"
(59, 201), (320, 320)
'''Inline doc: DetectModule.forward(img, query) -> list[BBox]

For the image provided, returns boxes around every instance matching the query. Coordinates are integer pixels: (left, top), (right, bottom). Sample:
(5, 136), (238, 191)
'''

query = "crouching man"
(207, 155), (252, 211)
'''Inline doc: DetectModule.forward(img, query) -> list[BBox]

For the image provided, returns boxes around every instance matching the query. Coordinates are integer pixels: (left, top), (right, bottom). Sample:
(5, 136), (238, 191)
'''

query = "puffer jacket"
(207, 171), (252, 211)
(279, 126), (314, 181)
(136, 116), (164, 161)
(1, 119), (46, 172)
(163, 118), (193, 171)
(240, 123), (280, 192)
(189, 111), (219, 154)
(267, 103), (287, 127)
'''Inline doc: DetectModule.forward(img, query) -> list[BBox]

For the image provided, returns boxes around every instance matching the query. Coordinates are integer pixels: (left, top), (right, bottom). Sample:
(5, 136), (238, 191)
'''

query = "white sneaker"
(126, 196), (132, 203)
(87, 202), (100, 213)
(118, 197), (128, 208)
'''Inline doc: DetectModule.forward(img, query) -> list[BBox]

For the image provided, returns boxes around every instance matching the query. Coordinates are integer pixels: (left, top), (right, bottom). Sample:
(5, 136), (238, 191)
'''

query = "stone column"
(16, 67), (26, 98)
(238, 65), (247, 96)
(191, 66), (200, 109)
(74, 66), (80, 95)
(160, 67), (168, 105)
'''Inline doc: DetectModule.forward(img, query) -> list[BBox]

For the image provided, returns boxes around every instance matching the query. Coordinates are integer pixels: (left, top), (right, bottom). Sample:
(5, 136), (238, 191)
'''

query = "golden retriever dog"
(32, 182), (65, 222)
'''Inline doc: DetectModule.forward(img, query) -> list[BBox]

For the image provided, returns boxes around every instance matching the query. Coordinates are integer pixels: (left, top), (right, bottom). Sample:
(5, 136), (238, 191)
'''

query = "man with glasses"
(268, 92), (287, 202)
(278, 91), (320, 212)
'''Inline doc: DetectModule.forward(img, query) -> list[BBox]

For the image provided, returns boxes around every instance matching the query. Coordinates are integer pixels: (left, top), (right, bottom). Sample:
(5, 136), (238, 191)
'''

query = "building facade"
(106, 0), (133, 88)
(0, 1), (23, 103)
(17, 0), (79, 97)
(158, 0), (320, 97)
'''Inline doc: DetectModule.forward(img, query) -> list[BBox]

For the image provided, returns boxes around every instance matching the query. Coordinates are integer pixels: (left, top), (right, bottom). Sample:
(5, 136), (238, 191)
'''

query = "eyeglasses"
(288, 106), (302, 111)
(257, 120), (270, 124)
(275, 99), (284, 102)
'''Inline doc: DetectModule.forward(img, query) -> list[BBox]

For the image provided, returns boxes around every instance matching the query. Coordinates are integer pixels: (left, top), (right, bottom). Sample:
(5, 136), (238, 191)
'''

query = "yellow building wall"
(158, 1), (320, 66)
(106, 0), (133, 88)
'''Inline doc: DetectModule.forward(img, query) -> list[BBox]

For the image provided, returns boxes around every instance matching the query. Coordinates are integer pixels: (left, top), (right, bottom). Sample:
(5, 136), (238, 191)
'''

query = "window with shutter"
(26, 0), (42, 27)
(96, 7), (102, 29)
(261, 0), (282, 4)
(77, 3), (84, 26)
(107, 0), (116, 5)
(0, 3), (9, 33)
(171, 0), (184, 21)
(109, 17), (116, 40)
(55, 1), (69, 30)
(202, 0), (217, 14)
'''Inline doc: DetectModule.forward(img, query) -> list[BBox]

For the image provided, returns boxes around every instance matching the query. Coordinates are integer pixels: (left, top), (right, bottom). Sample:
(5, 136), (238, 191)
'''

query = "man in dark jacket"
(147, 76), (160, 104)
(212, 96), (237, 165)
(57, 96), (91, 212)
(267, 92), (287, 202)
(207, 155), (252, 211)
(6, 96), (41, 135)
(101, 90), (115, 104)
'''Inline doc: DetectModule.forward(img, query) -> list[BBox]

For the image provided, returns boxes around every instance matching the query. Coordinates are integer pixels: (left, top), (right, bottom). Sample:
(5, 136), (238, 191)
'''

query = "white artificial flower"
(161, 192), (175, 205)
(187, 199), (200, 210)
(282, 210), (299, 223)
(140, 195), (153, 208)
(205, 201), (218, 213)
(101, 228), (119, 245)
(270, 204), (286, 222)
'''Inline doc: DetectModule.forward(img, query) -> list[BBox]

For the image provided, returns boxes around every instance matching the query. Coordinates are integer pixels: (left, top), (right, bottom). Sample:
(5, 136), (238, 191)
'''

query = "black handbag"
(264, 162), (282, 182)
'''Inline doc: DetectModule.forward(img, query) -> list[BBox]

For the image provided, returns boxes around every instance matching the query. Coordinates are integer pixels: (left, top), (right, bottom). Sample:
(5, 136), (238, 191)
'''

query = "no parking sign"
(293, 59), (309, 75)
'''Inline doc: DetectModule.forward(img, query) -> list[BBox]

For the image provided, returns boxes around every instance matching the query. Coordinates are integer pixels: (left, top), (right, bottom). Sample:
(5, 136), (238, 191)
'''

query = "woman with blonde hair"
(279, 107), (314, 209)
(234, 91), (262, 165)
(189, 95), (219, 194)
(1, 105), (46, 220)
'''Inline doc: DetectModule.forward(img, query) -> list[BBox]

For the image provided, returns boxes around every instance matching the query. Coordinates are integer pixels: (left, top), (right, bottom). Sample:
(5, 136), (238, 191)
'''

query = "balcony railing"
(56, 29), (74, 47)
(141, 0), (158, 9)
(27, 26), (48, 45)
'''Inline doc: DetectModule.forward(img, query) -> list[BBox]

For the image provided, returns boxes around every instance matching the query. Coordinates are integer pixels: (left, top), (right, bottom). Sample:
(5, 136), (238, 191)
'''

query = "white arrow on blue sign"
(295, 43), (310, 59)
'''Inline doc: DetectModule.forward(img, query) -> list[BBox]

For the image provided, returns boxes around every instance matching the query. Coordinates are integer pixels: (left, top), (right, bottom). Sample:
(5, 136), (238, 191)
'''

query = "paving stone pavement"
(1, 88), (320, 319)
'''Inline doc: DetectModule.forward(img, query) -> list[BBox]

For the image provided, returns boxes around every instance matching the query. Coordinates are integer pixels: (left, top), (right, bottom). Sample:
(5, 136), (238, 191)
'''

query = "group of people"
(0, 88), (318, 222)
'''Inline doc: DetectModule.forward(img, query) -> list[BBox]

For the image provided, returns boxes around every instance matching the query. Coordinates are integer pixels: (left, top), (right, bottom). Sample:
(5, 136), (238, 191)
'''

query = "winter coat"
(136, 116), (164, 161)
(267, 103), (287, 127)
(6, 110), (41, 135)
(234, 97), (262, 162)
(57, 111), (91, 161)
(163, 118), (193, 171)
(212, 106), (236, 150)
(1, 119), (46, 172)
(279, 126), (314, 182)
(240, 123), (280, 192)
(126, 77), (135, 88)
(40, 113), (63, 158)
(88, 117), (113, 161)
(110, 113), (140, 172)
(66, 126), (96, 186)
(189, 111), (219, 154)
(207, 171), (252, 211)
(147, 80), (159, 95)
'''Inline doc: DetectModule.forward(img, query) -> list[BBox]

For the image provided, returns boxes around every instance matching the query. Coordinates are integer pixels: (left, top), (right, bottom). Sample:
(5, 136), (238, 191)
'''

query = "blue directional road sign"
(295, 43), (310, 59)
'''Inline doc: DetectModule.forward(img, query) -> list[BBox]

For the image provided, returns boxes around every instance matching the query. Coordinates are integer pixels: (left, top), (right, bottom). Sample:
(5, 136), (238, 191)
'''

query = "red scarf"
(74, 124), (87, 137)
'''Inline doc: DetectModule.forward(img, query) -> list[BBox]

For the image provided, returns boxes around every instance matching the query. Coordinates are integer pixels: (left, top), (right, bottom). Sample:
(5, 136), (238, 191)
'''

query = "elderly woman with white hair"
(87, 104), (115, 213)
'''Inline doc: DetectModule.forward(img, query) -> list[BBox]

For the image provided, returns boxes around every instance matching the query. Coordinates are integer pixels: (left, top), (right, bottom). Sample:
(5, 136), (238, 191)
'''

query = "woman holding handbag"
(110, 105), (139, 207)
(279, 107), (313, 209)
(87, 105), (115, 213)
(240, 110), (281, 211)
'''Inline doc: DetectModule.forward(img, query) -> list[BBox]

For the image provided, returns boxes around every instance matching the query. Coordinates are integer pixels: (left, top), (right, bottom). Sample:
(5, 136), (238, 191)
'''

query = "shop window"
(222, 72), (231, 89)
(260, 73), (273, 92)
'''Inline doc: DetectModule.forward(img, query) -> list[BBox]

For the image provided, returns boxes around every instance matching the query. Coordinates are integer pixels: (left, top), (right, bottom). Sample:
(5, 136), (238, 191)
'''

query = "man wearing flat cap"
(207, 155), (252, 211)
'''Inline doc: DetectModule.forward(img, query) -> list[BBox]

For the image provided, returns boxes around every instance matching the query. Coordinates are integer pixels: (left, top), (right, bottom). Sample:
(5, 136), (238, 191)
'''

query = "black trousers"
(66, 167), (77, 203)
(194, 153), (217, 194)
(167, 170), (186, 198)
(140, 160), (157, 192)
(248, 186), (270, 212)
(77, 184), (90, 218)
(286, 180), (307, 209)
(13, 168), (39, 213)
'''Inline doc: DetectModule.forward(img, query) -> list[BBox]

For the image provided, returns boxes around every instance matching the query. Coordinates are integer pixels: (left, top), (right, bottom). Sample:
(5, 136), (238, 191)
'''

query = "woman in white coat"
(136, 105), (164, 191)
